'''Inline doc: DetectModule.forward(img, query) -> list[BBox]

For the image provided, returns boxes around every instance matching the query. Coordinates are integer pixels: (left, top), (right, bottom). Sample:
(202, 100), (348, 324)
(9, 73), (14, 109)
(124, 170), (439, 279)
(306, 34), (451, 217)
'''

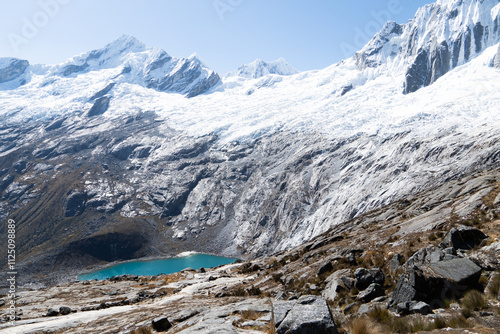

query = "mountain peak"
(104, 34), (147, 55)
(227, 57), (298, 78)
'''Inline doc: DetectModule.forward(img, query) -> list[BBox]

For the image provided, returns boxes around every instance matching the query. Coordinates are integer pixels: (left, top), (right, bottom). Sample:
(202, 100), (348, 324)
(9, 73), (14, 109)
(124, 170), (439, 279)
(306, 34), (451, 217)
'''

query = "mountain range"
(0, 0), (500, 284)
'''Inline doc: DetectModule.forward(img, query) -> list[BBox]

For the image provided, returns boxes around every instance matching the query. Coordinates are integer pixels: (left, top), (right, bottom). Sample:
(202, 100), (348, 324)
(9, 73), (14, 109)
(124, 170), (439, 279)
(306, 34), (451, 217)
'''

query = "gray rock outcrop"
(276, 295), (339, 334)
(392, 257), (482, 308)
(439, 225), (487, 250)
(0, 58), (29, 83)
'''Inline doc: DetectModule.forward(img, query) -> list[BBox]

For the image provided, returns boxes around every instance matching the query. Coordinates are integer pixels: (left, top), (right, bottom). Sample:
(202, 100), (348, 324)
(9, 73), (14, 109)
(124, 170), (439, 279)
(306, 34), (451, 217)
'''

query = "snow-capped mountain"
(226, 58), (298, 78)
(1, 0), (500, 276)
(0, 35), (221, 98)
(353, 0), (500, 93)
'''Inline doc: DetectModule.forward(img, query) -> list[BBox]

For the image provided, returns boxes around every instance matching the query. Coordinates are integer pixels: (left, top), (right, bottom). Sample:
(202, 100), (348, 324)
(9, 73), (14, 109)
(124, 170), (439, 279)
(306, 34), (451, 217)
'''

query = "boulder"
(354, 267), (384, 290)
(439, 225), (487, 250)
(59, 306), (72, 315)
(392, 257), (482, 308)
(152, 316), (172, 331)
(317, 260), (334, 276)
(276, 295), (339, 334)
(322, 269), (352, 301)
(357, 283), (385, 302)
(409, 301), (431, 315)
(47, 308), (59, 316)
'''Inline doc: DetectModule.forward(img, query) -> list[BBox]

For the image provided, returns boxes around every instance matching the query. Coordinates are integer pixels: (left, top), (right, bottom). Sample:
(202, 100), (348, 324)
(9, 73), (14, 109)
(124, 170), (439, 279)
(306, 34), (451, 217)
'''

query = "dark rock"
(0, 58), (29, 83)
(357, 283), (385, 302)
(480, 311), (493, 317)
(277, 295), (339, 334)
(397, 302), (410, 315)
(47, 308), (59, 316)
(404, 49), (428, 94)
(89, 83), (115, 101)
(473, 22), (484, 53)
(87, 96), (111, 117)
(197, 267), (206, 273)
(63, 191), (87, 217)
(317, 260), (334, 276)
(392, 257), (482, 308)
(425, 41), (450, 87)
(340, 84), (353, 96)
(59, 306), (72, 315)
(354, 267), (385, 290)
(409, 301), (431, 315)
(439, 225), (487, 250)
(152, 316), (172, 331)
(62, 63), (89, 77)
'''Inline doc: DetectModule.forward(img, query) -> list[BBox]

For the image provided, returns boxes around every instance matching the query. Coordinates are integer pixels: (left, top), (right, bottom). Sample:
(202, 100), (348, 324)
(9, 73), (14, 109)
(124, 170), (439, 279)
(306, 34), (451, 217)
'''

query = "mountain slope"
(0, 0), (499, 280)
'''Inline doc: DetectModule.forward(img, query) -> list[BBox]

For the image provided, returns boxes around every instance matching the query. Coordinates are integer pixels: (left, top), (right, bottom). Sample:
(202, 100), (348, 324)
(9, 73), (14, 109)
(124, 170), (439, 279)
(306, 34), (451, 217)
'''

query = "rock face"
(63, 191), (87, 217)
(87, 96), (111, 117)
(392, 257), (482, 308)
(276, 295), (339, 334)
(439, 225), (488, 250)
(0, 58), (29, 83)
(353, 0), (500, 94)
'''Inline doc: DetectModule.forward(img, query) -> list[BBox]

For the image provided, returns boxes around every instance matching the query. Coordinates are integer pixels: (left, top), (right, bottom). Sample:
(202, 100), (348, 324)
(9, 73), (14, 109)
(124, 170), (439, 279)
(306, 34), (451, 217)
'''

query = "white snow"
(226, 58), (298, 78)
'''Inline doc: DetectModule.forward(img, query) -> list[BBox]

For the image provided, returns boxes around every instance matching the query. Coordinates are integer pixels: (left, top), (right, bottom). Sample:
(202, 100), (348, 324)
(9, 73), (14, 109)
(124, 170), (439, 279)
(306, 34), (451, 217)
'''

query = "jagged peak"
(227, 57), (298, 78)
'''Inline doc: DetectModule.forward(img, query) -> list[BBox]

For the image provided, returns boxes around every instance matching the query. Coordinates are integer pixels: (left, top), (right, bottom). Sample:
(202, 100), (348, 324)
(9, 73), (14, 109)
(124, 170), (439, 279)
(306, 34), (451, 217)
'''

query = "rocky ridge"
(1, 168), (499, 333)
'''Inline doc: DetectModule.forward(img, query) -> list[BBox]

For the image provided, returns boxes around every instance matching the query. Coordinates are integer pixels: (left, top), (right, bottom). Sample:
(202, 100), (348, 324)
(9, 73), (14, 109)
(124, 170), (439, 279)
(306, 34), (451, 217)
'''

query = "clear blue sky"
(0, 0), (435, 74)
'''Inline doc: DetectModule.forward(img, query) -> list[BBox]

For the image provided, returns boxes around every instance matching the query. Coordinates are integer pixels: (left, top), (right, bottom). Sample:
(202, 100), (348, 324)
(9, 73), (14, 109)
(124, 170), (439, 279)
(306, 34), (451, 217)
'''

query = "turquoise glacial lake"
(78, 254), (238, 281)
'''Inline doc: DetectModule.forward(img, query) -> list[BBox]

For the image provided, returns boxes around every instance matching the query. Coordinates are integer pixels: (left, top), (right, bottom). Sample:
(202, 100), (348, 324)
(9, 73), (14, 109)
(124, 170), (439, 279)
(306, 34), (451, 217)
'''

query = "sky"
(0, 0), (435, 74)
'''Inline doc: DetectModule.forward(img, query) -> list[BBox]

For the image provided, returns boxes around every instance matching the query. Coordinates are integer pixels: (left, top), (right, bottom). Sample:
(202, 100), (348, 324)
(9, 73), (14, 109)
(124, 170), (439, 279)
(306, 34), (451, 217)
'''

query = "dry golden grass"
(129, 326), (152, 334)
(347, 317), (389, 334)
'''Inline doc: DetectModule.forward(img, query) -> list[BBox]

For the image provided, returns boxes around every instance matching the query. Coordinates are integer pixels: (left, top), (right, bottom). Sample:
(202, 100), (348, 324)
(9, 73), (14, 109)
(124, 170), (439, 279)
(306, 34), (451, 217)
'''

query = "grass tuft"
(347, 317), (388, 334)
(130, 326), (152, 334)
(461, 290), (487, 312)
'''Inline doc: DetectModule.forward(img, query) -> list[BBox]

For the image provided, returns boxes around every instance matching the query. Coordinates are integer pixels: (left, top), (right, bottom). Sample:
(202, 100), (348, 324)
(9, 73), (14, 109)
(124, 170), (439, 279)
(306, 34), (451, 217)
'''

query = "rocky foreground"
(0, 169), (499, 333)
